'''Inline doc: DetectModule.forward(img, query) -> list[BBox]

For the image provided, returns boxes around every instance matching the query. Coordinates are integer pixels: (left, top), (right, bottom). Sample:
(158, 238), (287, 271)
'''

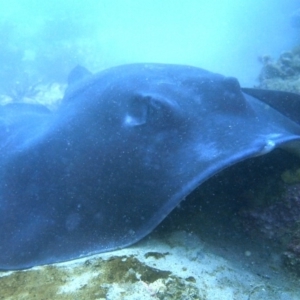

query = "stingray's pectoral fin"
(242, 88), (300, 125)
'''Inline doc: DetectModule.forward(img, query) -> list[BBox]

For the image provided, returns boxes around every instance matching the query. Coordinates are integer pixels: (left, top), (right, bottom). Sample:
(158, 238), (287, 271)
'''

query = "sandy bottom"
(0, 204), (299, 300)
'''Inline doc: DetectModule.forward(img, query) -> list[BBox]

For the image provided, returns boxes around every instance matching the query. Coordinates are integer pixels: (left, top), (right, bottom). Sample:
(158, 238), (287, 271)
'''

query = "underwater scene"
(1, 0), (300, 299)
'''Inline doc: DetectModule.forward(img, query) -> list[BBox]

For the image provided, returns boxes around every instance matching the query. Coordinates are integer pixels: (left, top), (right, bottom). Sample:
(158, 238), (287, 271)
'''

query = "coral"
(241, 183), (300, 275)
(257, 48), (300, 93)
(281, 168), (300, 184)
(6, 79), (41, 102)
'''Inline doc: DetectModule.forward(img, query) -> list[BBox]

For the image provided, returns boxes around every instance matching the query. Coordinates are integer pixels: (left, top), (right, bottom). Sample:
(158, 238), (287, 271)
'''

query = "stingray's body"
(0, 63), (300, 269)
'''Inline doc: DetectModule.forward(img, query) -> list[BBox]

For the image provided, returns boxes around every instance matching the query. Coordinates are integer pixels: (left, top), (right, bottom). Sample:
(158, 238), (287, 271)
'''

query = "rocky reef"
(241, 182), (300, 276)
(257, 47), (300, 93)
(242, 42), (300, 276)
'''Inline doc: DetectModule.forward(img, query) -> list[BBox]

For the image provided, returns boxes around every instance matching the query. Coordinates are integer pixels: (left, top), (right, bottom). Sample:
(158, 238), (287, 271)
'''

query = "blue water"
(0, 0), (299, 95)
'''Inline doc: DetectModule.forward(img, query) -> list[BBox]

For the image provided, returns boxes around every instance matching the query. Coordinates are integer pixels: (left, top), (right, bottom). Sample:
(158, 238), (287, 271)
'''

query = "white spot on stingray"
(257, 140), (276, 156)
(123, 114), (146, 126)
(124, 115), (135, 126)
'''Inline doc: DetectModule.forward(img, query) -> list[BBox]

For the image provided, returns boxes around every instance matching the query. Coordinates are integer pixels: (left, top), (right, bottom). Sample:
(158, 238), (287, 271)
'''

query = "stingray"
(0, 63), (300, 270)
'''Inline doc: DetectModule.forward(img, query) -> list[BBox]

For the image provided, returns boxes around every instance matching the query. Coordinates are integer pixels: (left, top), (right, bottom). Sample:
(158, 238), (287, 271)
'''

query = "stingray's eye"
(123, 97), (148, 127)
(124, 95), (172, 127)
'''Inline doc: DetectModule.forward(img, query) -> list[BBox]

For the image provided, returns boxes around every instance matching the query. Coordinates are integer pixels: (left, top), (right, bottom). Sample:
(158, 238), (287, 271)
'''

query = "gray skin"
(0, 63), (300, 270)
